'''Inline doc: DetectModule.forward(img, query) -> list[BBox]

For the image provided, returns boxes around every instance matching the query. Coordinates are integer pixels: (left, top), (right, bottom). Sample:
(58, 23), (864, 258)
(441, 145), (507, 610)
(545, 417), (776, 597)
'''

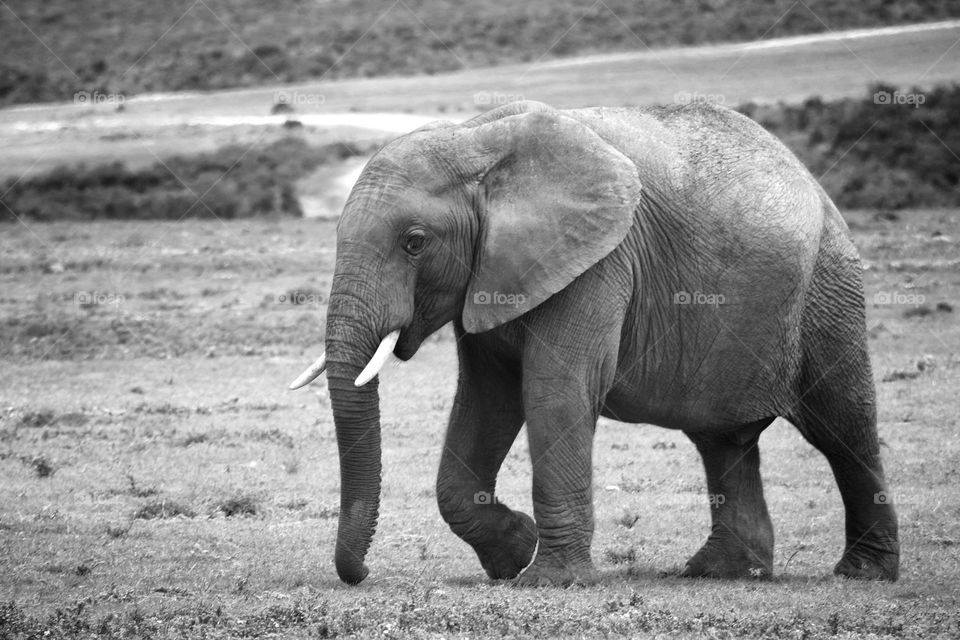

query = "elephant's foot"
(474, 510), (539, 580)
(834, 542), (899, 581)
(681, 533), (773, 579)
(514, 555), (599, 587)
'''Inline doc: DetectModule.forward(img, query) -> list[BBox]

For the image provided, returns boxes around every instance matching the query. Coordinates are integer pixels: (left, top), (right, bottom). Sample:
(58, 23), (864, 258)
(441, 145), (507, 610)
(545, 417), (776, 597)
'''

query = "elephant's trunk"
(324, 297), (385, 585)
(328, 366), (381, 584)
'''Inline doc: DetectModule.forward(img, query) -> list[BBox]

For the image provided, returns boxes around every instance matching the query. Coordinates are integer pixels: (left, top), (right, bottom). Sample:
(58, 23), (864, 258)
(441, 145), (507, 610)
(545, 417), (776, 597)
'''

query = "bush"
(740, 83), (960, 209)
(133, 499), (196, 520)
(0, 138), (375, 222)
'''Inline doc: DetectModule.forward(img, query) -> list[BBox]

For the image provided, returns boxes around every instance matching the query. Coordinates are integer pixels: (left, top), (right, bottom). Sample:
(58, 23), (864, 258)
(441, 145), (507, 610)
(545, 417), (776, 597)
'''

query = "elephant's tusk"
(288, 353), (327, 390)
(355, 330), (400, 387)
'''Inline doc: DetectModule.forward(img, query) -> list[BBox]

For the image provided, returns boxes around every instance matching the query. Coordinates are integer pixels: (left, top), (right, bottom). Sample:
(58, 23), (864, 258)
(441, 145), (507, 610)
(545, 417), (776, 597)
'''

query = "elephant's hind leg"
(436, 333), (537, 580)
(788, 249), (899, 581)
(682, 419), (776, 579)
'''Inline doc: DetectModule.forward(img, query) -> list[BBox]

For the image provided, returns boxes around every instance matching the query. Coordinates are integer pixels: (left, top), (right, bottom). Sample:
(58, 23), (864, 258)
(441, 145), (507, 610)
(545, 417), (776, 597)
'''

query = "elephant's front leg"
(515, 376), (600, 586)
(436, 336), (537, 580)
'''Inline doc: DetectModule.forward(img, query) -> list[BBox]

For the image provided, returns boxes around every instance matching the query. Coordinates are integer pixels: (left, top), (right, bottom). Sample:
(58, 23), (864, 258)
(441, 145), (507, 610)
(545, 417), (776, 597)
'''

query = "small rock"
(868, 323), (887, 338)
(916, 355), (936, 372)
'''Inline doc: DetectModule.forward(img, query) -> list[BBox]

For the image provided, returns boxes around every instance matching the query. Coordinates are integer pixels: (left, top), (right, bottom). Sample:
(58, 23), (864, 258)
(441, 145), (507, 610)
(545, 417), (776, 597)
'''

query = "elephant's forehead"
(363, 134), (457, 189)
(341, 144), (445, 231)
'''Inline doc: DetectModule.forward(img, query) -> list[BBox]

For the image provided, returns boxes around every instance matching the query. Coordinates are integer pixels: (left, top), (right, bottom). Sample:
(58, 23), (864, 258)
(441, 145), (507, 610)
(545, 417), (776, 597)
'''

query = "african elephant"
(290, 100), (899, 586)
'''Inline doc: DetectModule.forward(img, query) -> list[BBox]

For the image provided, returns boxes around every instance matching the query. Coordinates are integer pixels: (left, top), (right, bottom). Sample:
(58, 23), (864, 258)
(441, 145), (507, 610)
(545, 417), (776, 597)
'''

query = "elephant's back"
(573, 104), (825, 286)
(576, 104), (837, 425)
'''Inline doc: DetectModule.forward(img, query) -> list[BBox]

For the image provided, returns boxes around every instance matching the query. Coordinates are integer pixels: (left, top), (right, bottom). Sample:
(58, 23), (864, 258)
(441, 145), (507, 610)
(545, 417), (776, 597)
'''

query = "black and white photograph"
(1, 1), (958, 637)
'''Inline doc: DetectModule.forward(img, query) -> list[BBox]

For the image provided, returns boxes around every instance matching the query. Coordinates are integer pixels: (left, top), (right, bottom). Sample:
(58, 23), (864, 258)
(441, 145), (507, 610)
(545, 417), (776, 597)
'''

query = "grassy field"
(3, 0), (959, 106)
(1, 208), (958, 638)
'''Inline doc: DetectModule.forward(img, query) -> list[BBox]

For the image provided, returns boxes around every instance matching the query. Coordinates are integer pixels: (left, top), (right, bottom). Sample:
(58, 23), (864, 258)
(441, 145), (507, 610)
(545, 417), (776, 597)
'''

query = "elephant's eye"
(403, 230), (427, 255)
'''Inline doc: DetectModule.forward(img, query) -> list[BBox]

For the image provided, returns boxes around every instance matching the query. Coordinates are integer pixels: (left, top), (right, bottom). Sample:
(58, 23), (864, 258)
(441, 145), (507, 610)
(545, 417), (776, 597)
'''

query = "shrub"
(133, 499), (196, 520)
(739, 83), (960, 210)
(0, 138), (376, 222)
(217, 495), (258, 517)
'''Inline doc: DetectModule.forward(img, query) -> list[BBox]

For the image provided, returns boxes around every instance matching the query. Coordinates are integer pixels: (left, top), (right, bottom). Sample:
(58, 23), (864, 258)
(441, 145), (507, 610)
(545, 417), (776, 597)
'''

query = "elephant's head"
(290, 101), (642, 584)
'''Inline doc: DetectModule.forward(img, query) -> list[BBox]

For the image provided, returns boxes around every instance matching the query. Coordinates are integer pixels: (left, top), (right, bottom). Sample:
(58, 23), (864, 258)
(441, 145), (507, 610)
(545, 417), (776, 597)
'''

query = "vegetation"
(2, 84), (957, 224)
(743, 83), (960, 210)
(3, 0), (959, 106)
(0, 137), (376, 222)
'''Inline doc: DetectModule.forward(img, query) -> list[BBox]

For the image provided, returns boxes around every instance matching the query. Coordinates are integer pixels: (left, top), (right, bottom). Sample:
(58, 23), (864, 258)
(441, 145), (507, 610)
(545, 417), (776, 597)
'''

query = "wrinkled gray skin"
(314, 100), (899, 586)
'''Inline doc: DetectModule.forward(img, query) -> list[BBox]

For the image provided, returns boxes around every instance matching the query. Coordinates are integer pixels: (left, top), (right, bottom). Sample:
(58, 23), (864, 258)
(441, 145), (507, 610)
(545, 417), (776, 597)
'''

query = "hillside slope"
(2, 0), (960, 106)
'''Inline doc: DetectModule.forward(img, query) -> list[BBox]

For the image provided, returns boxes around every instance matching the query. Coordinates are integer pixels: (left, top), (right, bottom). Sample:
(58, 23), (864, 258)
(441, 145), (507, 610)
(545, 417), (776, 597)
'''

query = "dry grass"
(0, 210), (958, 638)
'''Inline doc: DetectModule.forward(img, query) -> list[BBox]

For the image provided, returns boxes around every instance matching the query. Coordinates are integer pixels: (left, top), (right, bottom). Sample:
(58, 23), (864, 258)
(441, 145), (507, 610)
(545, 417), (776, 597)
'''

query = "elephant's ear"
(462, 111), (642, 334)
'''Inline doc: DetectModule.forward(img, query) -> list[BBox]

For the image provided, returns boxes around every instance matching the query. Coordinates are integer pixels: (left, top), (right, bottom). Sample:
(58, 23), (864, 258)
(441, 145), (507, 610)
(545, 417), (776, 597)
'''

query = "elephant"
(290, 99), (899, 586)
